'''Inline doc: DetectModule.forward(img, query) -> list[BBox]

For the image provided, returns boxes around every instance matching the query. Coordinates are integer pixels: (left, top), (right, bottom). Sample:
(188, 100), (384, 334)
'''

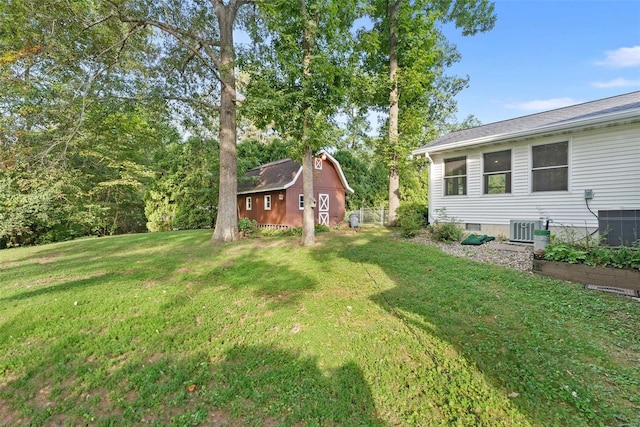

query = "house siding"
(429, 123), (640, 237)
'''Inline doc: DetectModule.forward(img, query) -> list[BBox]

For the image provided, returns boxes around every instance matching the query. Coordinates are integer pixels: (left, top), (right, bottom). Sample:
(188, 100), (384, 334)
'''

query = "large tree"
(242, 0), (359, 245)
(104, 0), (255, 243)
(361, 0), (496, 224)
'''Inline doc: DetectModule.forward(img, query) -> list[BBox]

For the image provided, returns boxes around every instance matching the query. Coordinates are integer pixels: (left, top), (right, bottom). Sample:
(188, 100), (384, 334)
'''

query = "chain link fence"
(347, 206), (389, 226)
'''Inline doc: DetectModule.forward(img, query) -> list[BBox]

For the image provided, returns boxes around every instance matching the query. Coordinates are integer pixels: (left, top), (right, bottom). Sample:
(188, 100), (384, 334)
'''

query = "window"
(264, 195), (271, 210)
(483, 150), (512, 194)
(532, 141), (568, 192)
(315, 157), (323, 169)
(298, 194), (304, 210)
(246, 197), (252, 210)
(444, 156), (467, 196)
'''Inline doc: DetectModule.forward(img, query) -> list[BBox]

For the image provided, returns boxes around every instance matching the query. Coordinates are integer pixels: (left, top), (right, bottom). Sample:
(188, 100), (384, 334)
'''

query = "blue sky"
(442, 0), (640, 124)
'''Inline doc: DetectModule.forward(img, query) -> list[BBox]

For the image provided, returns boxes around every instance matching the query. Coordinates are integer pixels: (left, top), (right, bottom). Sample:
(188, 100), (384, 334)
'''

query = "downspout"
(424, 152), (435, 225)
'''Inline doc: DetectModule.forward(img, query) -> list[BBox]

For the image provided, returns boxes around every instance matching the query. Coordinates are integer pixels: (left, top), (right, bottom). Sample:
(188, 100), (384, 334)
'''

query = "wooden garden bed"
(533, 259), (640, 292)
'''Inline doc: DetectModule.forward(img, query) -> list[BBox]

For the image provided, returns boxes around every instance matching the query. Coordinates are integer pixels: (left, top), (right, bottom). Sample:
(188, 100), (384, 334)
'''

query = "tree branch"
(164, 95), (221, 112)
(106, 1), (222, 80)
(83, 13), (116, 30)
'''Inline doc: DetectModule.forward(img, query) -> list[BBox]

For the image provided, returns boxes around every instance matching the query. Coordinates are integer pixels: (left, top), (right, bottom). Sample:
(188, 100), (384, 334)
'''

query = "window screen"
(532, 142), (568, 192)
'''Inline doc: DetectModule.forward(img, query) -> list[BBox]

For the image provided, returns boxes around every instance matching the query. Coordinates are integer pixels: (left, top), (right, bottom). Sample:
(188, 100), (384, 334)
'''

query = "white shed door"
(318, 193), (329, 226)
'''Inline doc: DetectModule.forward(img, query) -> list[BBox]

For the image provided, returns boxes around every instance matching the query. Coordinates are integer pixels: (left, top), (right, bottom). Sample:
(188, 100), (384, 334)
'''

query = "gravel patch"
(412, 234), (534, 272)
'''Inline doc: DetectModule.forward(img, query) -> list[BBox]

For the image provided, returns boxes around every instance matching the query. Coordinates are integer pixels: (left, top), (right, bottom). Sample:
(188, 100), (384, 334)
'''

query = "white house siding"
(428, 122), (640, 237)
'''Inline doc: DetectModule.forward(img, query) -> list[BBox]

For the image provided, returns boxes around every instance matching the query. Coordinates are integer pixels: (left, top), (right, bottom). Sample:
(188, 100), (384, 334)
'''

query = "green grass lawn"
(1, 228), (638, 426)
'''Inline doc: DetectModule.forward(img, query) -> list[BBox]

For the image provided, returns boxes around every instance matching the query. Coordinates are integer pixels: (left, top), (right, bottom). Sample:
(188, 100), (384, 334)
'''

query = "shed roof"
(237, 151), (354, 195)
(414, 91), (640, 155)
(237, 158), (301, 195)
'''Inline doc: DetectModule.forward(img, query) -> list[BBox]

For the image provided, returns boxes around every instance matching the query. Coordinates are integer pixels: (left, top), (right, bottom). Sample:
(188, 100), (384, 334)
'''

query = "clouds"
(595, 46), (640, 68)
(505, 98), (580, 112)
(591, 78), (640, 89)
(591, 45), (640, 90)
(504, 45), (640, 114)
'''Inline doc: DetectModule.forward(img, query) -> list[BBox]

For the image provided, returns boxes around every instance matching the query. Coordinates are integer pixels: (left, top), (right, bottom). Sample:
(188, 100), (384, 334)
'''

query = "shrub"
(258, 224), (330, 238)
(429, 208), (463, 242)
(430, 221), (464, 242)
(396, 203), (429, 238)
(238, 217), (259, 238)
(315, 224), (330, 233)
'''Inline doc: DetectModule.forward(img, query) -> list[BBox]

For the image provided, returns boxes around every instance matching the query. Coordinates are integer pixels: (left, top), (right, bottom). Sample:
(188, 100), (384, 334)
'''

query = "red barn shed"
(237, 150), (354, 228)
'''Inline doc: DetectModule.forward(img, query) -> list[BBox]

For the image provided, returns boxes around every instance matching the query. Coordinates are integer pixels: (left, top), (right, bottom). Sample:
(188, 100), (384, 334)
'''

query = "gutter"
(414, 107), (640, 156)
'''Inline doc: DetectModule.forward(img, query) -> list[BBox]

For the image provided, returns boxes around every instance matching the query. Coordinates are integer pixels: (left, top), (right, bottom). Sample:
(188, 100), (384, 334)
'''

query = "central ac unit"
(510, 220), (542, 243)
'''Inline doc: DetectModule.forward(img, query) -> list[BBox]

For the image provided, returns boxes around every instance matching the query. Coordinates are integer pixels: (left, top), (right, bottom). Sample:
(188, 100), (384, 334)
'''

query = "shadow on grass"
(1, 230), (317, 308)
(1, 344), (384, 426)
(328, 230), (640, 426)
(0, 272), (114, 303)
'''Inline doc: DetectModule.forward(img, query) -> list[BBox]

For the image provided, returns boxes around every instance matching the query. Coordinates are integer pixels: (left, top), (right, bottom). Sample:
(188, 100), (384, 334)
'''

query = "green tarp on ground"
(461, 234), (496, 245)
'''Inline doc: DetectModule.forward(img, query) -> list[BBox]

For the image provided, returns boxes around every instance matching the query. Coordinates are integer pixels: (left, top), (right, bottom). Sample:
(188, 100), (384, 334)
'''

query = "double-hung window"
(444, 156), (467, 196)
(483, 150), (512, 194)
(245, 197), (252, 210)
(532, 141), (568, 192)
(264, 195), (271, 210)
(298, 194), (304, 210)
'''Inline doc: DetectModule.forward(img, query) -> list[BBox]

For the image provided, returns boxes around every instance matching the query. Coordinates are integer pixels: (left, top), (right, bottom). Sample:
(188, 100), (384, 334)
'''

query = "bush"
(430, 221), (464, 242)
(429, 208), (463, 242)
(315, 224), (330, 233)
(396, 203), (429, 238)
(238, 217), (259, 238)
(253, 223), (331, 239)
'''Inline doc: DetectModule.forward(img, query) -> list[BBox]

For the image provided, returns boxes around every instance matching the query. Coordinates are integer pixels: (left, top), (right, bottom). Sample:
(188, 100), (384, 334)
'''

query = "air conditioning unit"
(598, 209), (640, 246)
(510, 220), (542, 243)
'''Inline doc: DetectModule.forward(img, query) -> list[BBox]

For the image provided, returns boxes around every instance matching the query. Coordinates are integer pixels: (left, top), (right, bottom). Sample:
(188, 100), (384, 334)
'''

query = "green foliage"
(396, 202), (429, 238)
(265, 223), (330, 238)
(144, 137), (219, 232)
(314, 223), (330, 233)
(242, 0), (360, 152)
(544, 242), (640, 270)
(237, 138), (295, 177)
(400, 155), (429, 206)
(429, 208), (463, 242)
(430, 221), (464, 243)
(360, 0), (496, 164)
(543, 244), (589, 264)
(332, 150), (387, 209)
(238, 217), (259, 238)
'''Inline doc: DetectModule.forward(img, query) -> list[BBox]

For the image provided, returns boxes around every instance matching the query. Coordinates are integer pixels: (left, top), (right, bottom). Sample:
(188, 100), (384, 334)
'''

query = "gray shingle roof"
(237, 158), (301, 194)
(418, 91), (640, 152)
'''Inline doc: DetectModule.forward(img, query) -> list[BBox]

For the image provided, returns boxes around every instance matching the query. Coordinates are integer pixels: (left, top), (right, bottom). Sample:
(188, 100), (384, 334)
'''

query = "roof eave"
(238, 165), (302, 195)
(414, 108), (640, 156)
(237, 185), (288, 195)
(317, 149), (355, 193)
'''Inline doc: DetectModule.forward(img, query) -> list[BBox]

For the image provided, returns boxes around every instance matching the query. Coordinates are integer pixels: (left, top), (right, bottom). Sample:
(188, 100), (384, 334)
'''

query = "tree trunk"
(300, 0), (316, 246)
(301, 147), (315, 246)
(387, 0), (401, 226)
(211, 3), (239, 243)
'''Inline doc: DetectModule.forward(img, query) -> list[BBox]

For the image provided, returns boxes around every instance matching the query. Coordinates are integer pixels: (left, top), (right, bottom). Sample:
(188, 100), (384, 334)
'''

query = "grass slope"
(0, 229), (638, 426)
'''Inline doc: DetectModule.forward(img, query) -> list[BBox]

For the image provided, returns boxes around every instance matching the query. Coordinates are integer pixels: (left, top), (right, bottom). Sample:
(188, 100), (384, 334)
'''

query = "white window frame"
(298, 194), (304, 210)
(483, 149), (512, 195)
(246, 196), (252, 211)
(443, 156), (467, 196)
(531, 141), (569, 193)
(314, 157), (323, 170)
(264, 194), (271, 210)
